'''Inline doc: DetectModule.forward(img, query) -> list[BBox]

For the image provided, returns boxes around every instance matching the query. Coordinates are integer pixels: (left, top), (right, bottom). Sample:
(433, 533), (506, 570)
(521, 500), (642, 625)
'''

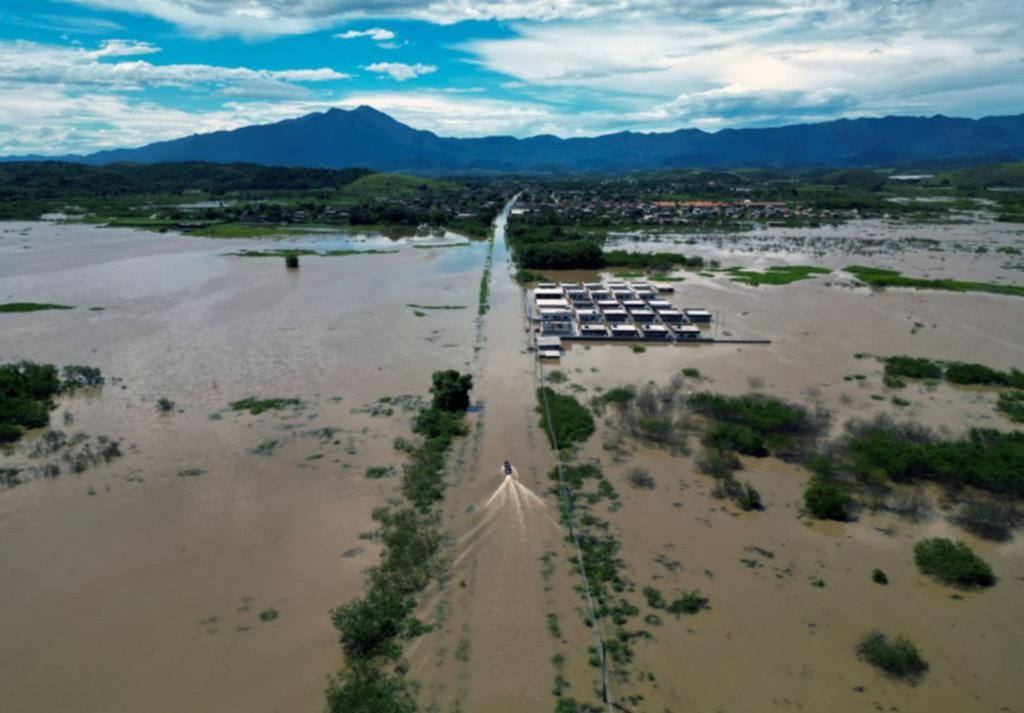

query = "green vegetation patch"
(834, 417), (1024, 497)
(537, 388), (596, 449)
(725, 265), (830, 286)
(689, 391), (824, 458)
(884, 355), (1024, 387)
(856, 632), (928, 682)
(913, 538), (995, 588)
(325, 370), (472, 711)
(405, 304), (466, 310)
(590, 386), (635, 414)
(225, 248), (398, 257)
(803, 476), (852, 521)
(229, 397), (302, 415)
(0, 361), (104, 445)
(0, 302), (75, 313)
(997, 392), (1024, 422)
(846, 265), (1024, 299)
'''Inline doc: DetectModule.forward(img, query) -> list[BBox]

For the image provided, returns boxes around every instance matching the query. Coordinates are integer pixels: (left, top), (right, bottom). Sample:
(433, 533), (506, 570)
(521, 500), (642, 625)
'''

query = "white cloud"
(461, 17), (1024, 125)
(0, 86), (563, 155)
(0, 39), (350, 91)
(364, 62), (437, 81)
(335, 27), (395, 41)
(89, 39), (161, 57)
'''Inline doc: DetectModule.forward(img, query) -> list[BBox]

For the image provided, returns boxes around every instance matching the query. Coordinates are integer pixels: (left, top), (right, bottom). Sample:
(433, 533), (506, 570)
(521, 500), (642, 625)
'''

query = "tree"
(430, 370), (472, 412)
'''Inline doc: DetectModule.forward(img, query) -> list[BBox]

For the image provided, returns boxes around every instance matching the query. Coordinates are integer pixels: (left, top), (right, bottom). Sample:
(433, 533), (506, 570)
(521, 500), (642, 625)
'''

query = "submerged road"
(410, 197), (591, 712)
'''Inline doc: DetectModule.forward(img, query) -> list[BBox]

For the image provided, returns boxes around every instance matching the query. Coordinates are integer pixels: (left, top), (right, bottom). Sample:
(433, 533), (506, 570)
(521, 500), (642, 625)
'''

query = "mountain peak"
(5, 111), (1022, 173)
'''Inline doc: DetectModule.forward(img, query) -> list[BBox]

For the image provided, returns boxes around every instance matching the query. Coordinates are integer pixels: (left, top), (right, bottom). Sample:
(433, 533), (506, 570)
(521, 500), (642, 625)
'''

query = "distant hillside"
(4, 107), (1024, 173)
(929, 162), (1024, 190)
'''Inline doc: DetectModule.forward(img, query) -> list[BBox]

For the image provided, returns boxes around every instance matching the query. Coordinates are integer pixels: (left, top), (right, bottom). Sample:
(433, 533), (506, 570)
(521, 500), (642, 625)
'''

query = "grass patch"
(365, 466), (395, 479)
(405, 304), (466, 310)
(229, 397), (301, 415)
(725, 265), (830, 286)
(0, 302), (75, 313)
(846, 265), (1024, 299)
(249, 439), (280, 456)
(856, 632), (928, 682)
(225, 248), (398, 257)
(913, 538), (995, 588)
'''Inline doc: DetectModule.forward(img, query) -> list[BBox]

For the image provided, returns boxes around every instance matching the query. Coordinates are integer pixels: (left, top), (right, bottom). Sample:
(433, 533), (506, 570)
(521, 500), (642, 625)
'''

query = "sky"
(0, 0), (1022, 155)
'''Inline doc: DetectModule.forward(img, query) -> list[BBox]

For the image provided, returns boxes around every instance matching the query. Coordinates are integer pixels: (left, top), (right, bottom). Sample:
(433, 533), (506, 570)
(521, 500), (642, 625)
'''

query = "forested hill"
(0, 161), (373, 200)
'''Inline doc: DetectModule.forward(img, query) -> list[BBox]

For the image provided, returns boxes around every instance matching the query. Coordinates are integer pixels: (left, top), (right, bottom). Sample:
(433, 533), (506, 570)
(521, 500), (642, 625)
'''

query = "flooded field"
(2, 214), (1023, 712)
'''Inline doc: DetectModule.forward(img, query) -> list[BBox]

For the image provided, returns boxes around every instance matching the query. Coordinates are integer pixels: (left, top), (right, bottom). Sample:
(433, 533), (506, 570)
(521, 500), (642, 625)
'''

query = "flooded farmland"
(2, 213), (1024, 713)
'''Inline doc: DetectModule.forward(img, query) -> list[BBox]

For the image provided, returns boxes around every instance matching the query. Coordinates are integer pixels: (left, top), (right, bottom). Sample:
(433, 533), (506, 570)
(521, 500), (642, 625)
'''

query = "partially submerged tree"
(430, 370), (473, 412)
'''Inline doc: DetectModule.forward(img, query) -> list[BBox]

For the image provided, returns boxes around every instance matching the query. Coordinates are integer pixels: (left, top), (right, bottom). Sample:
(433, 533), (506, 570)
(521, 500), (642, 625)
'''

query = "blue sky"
(0, 0), (1022, 155)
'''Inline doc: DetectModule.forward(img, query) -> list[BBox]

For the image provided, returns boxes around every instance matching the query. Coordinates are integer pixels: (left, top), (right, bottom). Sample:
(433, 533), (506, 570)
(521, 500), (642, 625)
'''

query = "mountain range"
(6, 106), (1024, 173)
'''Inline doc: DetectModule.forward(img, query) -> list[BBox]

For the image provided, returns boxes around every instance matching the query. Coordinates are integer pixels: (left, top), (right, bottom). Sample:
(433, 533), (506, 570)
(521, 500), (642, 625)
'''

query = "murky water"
(2, 215), (1023, 712)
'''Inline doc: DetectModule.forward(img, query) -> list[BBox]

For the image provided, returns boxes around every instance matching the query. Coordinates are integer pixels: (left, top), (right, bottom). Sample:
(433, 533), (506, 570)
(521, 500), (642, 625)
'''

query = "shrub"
(871, 568), (888, 584)
(285, 254), (299, 268)
(61, 365), (104, 388)
(950, 497), (1019, 542)
(945, 362), (1009, 386)
(738, 482), (762, 511)
(804, 476), (852, 520)
(642, 586), (666, 609)
(626, 468), (656, 489)
(430, 370), (473, 412)
(259, 608), (279, 622)
(324, 667), (417, 713)
(229, 397), (301, 415)
(537, 388), (595, 449)
(856, 632), (928, 682)
(331, 588), (415, 661)
(0, 423), (24, 443)
(697, 447), (740, 479)
(157, 397), (175, 412)
(365, 466), (395, 479)
(997, 391), (1024, 422)
(839, 416), (1024, 496)
(913, 538), (994, 588)
(704, 423), (768, 457)
(884, 356), (943, 380)
(667, 590), (708, 615)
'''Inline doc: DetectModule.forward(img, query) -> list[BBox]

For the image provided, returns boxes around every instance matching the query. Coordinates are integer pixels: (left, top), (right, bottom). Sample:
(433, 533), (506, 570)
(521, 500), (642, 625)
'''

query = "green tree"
(430, 370), (473, 412)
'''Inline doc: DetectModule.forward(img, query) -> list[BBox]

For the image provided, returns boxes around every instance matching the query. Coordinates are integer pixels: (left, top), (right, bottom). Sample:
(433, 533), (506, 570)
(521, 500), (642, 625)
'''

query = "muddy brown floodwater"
(2, 213), (1023, 712)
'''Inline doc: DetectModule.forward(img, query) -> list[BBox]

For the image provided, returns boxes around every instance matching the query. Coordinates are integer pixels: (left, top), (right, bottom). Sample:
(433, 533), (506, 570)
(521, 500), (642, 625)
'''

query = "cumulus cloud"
(89, 39), (161, 57)
(0, 39), (350, 90)
(335, 27), (395, 41)
(365, 62), (437, 81)
(0, 86), (561, 155)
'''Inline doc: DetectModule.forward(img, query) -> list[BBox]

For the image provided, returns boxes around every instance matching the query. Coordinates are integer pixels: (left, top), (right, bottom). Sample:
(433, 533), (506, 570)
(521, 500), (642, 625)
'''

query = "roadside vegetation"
(325, 370), (472, 712)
